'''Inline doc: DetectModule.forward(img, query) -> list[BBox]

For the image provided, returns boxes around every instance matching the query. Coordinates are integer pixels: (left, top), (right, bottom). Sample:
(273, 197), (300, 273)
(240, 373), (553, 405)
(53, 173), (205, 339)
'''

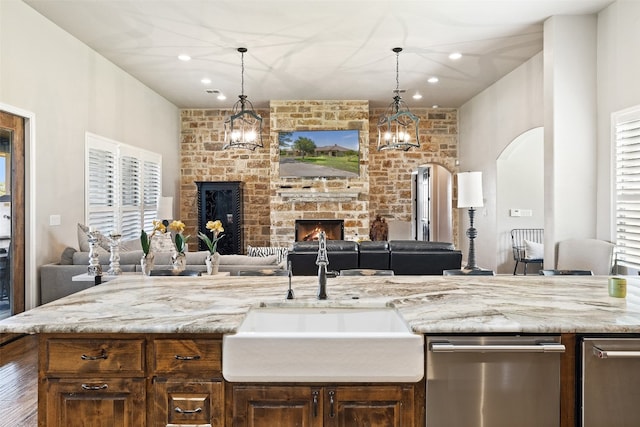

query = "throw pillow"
(524, 240), (544, 260)
(247, 245), (289, 263)
(219, 254), (279, 266)
(150, 232), (175, 253)
(60, 246), (77, 265)
(77, 223), (110, 254)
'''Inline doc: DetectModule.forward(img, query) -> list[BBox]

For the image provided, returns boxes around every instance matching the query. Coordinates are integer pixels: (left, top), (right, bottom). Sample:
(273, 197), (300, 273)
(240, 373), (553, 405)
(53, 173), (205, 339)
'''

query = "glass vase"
(172, 251), (186, 272)
(141, 252), (155, 276)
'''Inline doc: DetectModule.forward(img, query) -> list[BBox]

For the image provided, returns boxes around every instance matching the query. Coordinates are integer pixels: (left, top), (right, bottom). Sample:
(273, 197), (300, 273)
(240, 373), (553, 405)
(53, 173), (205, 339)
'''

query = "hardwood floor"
(0, 335), (37, 426)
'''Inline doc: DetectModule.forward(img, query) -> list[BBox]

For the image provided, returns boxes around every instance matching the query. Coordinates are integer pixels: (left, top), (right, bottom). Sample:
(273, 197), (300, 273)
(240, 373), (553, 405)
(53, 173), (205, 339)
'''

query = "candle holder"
(108, 233), (122, 275)
(87, 230), (102, 277)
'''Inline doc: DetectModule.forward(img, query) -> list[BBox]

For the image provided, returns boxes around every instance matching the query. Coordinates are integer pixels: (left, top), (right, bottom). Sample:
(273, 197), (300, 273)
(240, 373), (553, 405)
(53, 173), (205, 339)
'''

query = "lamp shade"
(457, 171), (484, 208)
(157, 196), (174, 220)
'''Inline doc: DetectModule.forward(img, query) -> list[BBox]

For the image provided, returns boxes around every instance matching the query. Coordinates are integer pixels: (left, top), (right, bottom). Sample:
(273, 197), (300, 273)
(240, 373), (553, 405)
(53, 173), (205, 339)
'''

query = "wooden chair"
(511, 228), (544, 275)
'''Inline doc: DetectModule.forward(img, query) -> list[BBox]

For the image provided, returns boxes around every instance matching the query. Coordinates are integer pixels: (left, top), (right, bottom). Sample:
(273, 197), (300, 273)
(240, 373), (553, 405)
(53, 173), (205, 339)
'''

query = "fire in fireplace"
(295, 219), (344, 241)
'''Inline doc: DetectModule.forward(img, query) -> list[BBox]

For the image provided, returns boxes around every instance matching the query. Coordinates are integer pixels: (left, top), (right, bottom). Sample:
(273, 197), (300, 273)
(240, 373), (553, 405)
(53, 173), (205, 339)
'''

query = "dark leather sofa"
(287, 240), (359, 276)
(288, 240), (462, 276)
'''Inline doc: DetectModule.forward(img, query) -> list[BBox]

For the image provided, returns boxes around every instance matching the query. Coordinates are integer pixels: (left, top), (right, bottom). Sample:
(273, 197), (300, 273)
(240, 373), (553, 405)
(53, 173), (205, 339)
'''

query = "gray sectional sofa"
(40, 249), (284, 304)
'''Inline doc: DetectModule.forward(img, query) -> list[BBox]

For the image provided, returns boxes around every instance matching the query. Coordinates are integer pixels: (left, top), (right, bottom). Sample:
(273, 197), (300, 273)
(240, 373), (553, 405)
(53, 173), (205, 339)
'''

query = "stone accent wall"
(269, 100), (370, 247)
(180, 108), (272, 249)
(368, 108), (459, 239)
(179, 104), (458, 251)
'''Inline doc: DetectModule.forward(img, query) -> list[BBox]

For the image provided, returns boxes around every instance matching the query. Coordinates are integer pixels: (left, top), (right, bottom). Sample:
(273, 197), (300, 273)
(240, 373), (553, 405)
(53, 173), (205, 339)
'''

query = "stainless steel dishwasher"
(426, 335), (565, 427)
(582, 337), (640, 427)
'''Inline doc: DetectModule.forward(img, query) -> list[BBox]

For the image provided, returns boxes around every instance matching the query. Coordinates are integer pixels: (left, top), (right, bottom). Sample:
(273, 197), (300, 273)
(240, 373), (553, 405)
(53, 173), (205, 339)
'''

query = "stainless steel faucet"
(316, 231), (329, 300)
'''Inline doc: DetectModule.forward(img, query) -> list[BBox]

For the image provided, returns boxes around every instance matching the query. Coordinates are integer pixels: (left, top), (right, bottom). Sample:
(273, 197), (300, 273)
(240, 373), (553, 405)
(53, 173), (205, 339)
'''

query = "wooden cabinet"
(150, 338), (224, 427)
(39, 336), (146, 427)
(196, 181), (243, 254)
(43, 377), (145, 427)
(231, 384), (415, 427)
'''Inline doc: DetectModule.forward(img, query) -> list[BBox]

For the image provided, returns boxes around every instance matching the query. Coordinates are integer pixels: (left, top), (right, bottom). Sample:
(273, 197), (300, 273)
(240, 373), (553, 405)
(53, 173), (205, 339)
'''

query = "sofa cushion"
(292, 240), (359, 252)
(77, 223), (110, 254)
(247, 245), (289, 263)
(60, 247), (77, 265)
(389, 240), (455, 251)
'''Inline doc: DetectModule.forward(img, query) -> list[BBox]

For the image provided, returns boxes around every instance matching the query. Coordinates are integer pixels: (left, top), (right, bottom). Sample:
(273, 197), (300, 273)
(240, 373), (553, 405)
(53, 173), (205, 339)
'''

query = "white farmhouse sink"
(222, 305), (424, 382)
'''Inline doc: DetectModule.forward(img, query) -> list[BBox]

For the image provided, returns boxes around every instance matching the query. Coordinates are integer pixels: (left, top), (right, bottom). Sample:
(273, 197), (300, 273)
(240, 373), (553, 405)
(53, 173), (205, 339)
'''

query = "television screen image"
(278, 130), (359, 178)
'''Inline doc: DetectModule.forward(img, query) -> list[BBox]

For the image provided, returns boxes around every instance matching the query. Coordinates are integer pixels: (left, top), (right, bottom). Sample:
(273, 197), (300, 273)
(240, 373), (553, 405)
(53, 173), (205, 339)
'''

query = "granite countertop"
(2, 274), (640, 335)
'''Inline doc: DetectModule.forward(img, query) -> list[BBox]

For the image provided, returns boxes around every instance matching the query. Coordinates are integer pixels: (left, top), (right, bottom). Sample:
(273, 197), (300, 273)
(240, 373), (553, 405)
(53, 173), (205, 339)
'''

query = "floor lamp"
(457, 172), (484, 270)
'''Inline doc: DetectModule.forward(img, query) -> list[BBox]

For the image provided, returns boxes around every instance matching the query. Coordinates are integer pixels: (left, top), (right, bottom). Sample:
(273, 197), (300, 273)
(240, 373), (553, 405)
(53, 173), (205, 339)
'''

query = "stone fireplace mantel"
(276, 189), (360, 202)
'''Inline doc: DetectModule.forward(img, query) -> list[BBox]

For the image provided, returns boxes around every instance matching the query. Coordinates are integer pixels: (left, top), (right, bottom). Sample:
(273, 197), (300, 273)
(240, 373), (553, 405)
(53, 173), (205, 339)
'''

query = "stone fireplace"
(295, 219), (345, 241)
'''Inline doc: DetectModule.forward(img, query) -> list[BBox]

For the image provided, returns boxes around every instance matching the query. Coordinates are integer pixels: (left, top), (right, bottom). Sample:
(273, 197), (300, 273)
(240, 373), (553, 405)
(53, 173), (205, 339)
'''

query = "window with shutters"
(85, 133), (162, 241)
(614, 106), (640, 269)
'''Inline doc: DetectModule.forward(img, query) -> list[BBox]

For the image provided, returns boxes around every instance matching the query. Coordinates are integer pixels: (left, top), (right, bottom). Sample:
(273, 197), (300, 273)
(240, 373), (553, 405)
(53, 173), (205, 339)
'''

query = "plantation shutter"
(86, 133), (162, 240)
(142, 157), (162, 233)
(86, 137), (117, 234)
(615, 107), (640, 269)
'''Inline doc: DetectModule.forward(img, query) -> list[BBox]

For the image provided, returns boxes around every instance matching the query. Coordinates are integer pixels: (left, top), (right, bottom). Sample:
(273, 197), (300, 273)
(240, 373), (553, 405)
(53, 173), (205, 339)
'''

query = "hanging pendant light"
(377, 47), (420, 151)
(224, 47), (263, 150)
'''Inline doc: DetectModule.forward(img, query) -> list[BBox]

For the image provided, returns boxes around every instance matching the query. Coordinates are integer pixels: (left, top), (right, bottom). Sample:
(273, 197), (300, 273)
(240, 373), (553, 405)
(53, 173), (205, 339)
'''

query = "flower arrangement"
(198, 220), (225, 254)
(168, 220), (190, 254)
(140, 220), (166, 255)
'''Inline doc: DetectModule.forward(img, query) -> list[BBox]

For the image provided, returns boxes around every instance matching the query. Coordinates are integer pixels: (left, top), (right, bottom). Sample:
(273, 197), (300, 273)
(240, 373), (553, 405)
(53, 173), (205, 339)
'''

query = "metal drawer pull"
(593, 346), (640, 359)
(430, 342), (566, 353)
(81, 384), (108, 391)
(328, 390), (335, 418)
(312, 390), (319, 417)
(80, 349), (108, 360)
(174, 406), (203, 414)
(174, 354), (201, 361)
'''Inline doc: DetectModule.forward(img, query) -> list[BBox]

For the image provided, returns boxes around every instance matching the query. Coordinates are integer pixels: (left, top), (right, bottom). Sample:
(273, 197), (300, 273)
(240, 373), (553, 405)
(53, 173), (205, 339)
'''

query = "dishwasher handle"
(592, 345), (640, 359)
(430, 342), (566, 353)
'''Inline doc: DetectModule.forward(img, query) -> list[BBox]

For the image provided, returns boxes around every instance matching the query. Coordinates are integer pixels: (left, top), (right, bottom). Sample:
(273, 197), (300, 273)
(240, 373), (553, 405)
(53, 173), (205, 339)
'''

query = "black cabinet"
(196, 181), (243, 255)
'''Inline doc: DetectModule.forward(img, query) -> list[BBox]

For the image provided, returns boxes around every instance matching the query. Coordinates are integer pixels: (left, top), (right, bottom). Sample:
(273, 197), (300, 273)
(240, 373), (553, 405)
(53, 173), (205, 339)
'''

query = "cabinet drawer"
(153, 339), (222, 374)
(45, 338), (144, 376)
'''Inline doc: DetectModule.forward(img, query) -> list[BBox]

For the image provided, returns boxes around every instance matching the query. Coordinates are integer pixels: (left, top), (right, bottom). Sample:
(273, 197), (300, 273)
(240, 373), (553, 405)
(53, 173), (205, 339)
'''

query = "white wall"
(0, 0), (180, 302)
(458, 53), (544, 270)
(543, 15), (597, 269)
(596, 1), (640, 242)
(496, 127), (544, 274)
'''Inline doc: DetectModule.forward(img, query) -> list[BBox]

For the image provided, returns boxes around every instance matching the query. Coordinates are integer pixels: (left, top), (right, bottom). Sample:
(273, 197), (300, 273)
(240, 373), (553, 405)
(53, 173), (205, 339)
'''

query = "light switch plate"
(49, 214), (61, 226)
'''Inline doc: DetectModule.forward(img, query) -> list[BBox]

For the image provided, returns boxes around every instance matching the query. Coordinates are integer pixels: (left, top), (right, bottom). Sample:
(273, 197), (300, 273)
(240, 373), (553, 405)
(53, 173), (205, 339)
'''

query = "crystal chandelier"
(377, 47), (420, 151)
(224, 47), (263, 150)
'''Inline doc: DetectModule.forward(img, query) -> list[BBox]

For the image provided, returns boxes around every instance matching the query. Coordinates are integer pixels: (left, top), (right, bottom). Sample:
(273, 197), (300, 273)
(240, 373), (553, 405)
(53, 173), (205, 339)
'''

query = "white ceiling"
(23, 0), (612, 109)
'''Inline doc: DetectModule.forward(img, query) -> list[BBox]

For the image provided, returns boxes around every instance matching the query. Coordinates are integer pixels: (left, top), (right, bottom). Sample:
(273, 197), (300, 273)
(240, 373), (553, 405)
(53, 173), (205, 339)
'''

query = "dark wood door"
(232, 385), (323, 427)
(326, 386), (415, 427)
(43, 377), (145, 427)
(0, 111), (25, 324)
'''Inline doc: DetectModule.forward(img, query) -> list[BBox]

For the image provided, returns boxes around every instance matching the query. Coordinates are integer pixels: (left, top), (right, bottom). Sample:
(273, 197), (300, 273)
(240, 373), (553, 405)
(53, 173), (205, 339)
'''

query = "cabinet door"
(325, 386), (415, 427)
(43, 377), (145, 427)
(196, 181), (243, 254)
(232, 385), (323, 427)
(151, 378), (224, 427)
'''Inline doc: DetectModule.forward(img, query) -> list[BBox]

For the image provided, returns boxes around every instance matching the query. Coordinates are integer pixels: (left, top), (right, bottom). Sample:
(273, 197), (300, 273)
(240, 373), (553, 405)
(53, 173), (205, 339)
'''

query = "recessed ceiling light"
(217, 93), (226, 101)
(413, 92), (423, 100)
(201, 78), (212, 84)
(432, 104), (439, 108)
(428, 77), (439, 84)
(449, 52), (462, 60)
(178, 54), (191, 61)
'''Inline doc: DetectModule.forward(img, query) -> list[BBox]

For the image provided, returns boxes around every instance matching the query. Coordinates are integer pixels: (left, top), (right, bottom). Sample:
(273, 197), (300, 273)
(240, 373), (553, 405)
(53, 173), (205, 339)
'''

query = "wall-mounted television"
(278, 129), (359, 178)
